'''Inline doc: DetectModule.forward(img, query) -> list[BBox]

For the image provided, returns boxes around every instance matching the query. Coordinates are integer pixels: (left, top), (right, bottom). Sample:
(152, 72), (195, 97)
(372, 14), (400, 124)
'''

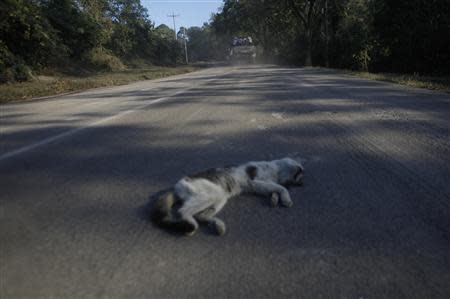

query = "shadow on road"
(2, 67), (450, 298)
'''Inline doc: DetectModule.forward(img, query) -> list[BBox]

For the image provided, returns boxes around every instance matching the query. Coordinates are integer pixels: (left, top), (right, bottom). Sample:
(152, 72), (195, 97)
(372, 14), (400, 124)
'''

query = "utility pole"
(183, 27), (189, 64)
(324, 0), (329, 67)
(167, 12), (179, 40)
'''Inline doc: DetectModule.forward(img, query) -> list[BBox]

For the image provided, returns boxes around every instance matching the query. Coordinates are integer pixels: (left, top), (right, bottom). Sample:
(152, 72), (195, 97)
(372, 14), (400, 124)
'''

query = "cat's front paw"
(280, 196), (293, 208)
(270, 192), (280, 207)
(185, 228), (197, 237)
(212, 219), (226, 236)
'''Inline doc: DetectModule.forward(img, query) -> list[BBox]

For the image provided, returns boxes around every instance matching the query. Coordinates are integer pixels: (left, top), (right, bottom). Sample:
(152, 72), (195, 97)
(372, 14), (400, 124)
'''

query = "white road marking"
(0, 71), (233, 162)
(271, 112), (284, 119)
(65, 117), (81, 121)
(257, 125), (268, 130)
(0, 97), (168, 162)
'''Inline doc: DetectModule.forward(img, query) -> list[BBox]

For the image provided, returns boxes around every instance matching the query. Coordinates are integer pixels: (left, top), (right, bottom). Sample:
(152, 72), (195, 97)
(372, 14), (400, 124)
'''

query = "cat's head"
(276, 157), (304, 188)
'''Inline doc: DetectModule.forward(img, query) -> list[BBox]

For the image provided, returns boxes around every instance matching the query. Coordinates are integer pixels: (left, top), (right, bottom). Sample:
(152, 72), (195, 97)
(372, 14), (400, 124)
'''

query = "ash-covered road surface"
(1, 65), (450, 298)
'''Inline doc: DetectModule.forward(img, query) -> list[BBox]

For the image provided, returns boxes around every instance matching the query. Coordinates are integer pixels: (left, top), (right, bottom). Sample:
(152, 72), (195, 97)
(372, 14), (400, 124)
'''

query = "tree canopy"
(210, 0), (450, 74)
(1, 0), (449, 83)
(0, 0), (184, 82)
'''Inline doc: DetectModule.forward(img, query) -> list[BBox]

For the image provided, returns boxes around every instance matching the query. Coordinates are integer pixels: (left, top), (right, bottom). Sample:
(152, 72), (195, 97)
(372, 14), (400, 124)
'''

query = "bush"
(0, 41), (13, 83)
(12, 63), (34, 82)
(84, 47), (125, 71)
(0, 0), (66, 69)
(0, 42), (35, 83)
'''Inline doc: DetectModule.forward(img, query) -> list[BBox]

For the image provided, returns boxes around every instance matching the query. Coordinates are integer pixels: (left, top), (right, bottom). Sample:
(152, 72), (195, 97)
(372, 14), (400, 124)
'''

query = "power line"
(167, 12), (180, 40)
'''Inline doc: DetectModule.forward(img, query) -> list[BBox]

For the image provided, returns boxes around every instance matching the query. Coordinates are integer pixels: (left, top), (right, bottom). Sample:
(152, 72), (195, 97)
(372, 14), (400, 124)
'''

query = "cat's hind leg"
(177, 198), (212, 236)
(195, 199), (227, 236)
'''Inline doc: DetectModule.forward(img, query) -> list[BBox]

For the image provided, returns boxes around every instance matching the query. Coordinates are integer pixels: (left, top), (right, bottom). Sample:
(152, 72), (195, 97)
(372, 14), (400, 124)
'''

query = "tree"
(107, 0), (153, 58)
(0, 0), (63, 81)
(331, 0), (374, 71)
(42, 0), (103, 58)
(152, 24), (182, 65)
(185, 26), (213, 62)
(286, 0), (325, 66)
(372, 0), (450, 74)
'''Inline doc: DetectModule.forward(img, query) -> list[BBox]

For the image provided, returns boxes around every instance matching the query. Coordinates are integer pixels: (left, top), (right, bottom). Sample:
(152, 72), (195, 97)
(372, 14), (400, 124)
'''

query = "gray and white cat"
(152, 157), (304, 236)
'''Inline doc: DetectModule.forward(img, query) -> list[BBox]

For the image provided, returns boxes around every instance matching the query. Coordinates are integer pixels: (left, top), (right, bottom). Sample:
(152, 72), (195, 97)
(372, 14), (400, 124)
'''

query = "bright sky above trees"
(142, 0), (223, 31)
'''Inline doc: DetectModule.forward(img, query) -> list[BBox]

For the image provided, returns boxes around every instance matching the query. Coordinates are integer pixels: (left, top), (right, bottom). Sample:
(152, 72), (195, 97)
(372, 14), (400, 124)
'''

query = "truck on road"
(228, 36), (256, 63)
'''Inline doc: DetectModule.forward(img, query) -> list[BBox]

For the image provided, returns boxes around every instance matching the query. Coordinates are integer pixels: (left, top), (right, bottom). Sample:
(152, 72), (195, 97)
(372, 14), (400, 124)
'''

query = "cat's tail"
(151, 191), (196, 234)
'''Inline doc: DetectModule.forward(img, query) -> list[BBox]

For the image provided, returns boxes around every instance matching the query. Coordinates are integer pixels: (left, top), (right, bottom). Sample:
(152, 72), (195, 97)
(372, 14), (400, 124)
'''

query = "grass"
(3, 64), (447, 104)
(342, 70), (450, 93)
(0, 66), (199, 104)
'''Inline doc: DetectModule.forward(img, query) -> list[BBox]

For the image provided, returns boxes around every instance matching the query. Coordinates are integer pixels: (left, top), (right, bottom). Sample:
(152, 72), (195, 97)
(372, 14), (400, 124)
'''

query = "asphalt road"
(1, 65), (450, 299)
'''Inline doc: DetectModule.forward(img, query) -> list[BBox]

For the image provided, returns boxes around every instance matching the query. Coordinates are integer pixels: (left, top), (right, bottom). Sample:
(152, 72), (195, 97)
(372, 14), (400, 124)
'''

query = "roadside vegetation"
(209, 0), (450, 75)
(0, 0), (188, 82)
(344, 71), (450, 93)
(206, 0), (450, 92)
(0, 66), (197, 103)
(1, 0), (449, 101)
(0, 0), (193, 102)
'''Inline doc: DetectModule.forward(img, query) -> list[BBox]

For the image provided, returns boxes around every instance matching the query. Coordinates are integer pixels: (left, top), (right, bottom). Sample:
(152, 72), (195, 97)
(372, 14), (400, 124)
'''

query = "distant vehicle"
(228, 36), (256, 63)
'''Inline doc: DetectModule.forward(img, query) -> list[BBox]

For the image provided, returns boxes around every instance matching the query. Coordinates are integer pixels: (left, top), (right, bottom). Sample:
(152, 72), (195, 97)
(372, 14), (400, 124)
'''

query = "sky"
(141, 0), (224, 32)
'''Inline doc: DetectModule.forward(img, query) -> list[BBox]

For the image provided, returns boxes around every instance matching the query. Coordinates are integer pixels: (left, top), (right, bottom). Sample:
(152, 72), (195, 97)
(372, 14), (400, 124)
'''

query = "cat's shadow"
(137, 188), (172, 223)
(138, 188), (221, 236)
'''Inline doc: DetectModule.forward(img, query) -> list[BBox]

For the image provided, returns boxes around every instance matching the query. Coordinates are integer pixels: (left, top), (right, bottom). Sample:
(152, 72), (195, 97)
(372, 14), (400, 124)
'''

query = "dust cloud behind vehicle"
(228, 36), (256, 64)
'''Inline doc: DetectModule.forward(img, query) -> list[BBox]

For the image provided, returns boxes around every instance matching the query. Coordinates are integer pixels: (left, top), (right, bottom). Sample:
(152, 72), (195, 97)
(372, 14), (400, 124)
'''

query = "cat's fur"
(152, 157), (304, 236)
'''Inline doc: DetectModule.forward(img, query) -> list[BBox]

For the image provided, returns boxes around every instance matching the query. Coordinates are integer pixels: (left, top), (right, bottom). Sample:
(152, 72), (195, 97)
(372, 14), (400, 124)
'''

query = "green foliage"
(332, 0), (374, 70)
(371, 0), (450, 74)
(79, 0), (113, 46)
(185, 25), (219, 62)
(0, 0), (65, 69)
(42, 0), (103, 58)
(105, 0), (157, 61)
(152, 25), (183, 65)
(0, 0), (186, 83)
(0, 41), (14, 82)
(11, 63), (34, 82)
(2, 0), (448, 83)
(210, 0), (450, 75)
(83, 47), (125, 71)
(0, 66), (198, 103)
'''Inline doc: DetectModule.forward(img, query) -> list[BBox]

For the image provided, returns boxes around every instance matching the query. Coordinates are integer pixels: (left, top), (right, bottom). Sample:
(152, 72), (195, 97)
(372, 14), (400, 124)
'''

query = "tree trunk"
(305, 44), (312, 66)
(305, 32), (313, 66)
